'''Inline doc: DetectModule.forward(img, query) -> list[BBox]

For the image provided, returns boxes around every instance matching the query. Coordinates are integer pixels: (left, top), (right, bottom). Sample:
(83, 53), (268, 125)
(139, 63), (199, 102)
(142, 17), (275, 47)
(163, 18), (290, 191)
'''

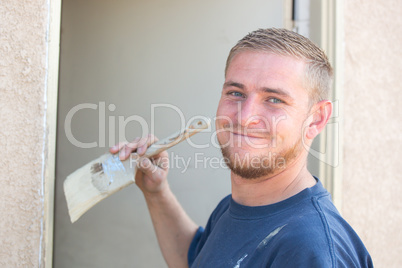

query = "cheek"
(216, 101), (236, 124)
(215, 121), (231, 148)
(266, 110), (288, 132)
(215, 117), (231, 134)
(274, 116), (305, 143)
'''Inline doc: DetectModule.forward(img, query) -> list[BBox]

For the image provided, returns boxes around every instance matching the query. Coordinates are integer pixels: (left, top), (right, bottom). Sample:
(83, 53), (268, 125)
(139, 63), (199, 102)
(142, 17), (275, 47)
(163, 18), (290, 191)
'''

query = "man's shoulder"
(281, 193), (358, 247)
(278, 194), (373, 267)
(278, 201), (334, 247)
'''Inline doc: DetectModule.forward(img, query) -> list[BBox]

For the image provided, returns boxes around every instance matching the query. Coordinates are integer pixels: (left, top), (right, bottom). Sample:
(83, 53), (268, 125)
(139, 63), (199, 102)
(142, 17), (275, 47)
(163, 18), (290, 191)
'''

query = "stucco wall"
(343, 1), (402, 267)
(0, 0), (51, 267)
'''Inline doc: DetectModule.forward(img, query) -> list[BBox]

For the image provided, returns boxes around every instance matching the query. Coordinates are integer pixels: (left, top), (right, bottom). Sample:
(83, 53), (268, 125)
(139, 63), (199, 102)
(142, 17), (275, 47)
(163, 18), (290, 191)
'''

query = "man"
(111, 28), (372, 267)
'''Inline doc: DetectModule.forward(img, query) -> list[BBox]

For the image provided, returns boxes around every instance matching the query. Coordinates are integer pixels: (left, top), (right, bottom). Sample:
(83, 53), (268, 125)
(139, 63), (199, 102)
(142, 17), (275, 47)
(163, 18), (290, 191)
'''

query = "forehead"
(225, 51), (309, 98)
(226, 51), (305, 80)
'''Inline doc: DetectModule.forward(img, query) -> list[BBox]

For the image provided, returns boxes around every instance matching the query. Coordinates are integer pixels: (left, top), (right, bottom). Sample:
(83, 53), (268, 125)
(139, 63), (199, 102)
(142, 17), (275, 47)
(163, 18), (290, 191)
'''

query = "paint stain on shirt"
(257, 224), (287, 249)
(234, 253), (248, 268)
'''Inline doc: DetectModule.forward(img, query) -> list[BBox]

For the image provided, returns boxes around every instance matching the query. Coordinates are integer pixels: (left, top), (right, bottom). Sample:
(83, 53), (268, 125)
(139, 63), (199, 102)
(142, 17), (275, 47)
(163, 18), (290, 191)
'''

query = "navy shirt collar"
(229, 177), (328, 219)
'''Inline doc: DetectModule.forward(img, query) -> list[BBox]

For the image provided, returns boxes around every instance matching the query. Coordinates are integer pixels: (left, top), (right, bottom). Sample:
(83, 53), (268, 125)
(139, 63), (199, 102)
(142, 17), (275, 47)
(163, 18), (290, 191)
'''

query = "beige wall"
(0, 0), (59, 267)
(343, 0), (402, 267)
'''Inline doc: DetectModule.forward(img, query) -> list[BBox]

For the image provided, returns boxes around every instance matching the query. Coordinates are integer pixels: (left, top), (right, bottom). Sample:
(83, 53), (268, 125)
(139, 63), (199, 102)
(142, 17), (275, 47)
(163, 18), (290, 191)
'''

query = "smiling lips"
(232, 131), (267, 139)
(221, 127), (271, 139)
(218, 122), (273, 149)
(220, 129), (273, 149)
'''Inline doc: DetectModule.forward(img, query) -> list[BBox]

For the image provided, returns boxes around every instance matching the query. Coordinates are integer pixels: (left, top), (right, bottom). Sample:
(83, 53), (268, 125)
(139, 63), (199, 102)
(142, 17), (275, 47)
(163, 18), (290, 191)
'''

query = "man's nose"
(238, 97), (263, 127)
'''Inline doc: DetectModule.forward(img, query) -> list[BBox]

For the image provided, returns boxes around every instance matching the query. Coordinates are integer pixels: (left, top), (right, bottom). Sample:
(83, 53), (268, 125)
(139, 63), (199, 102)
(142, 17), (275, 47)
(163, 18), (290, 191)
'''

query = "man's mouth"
(231, 131), (267, 139)
(220, 127), (272, 141)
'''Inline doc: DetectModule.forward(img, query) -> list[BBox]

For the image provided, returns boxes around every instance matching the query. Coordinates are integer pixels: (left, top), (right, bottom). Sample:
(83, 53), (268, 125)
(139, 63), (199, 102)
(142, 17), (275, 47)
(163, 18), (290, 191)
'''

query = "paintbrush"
(64, 117), (211, 223)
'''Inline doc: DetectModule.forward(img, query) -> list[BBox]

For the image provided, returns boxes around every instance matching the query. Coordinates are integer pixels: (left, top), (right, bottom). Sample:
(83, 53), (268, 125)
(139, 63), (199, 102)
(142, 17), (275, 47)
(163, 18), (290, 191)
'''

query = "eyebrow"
(261, 87), (291, 98)
(223, 81), (244, 89)
(223, 81), (292, 99)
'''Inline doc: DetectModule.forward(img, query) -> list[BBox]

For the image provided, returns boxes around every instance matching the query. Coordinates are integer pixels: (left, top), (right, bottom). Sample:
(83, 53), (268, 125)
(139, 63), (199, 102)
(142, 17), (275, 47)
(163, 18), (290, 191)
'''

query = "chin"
(220, 147), (283, 177)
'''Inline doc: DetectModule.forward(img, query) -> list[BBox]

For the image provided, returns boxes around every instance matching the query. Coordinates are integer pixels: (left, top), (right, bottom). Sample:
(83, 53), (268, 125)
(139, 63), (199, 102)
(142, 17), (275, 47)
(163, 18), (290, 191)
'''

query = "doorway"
(55, 1), (284, 267)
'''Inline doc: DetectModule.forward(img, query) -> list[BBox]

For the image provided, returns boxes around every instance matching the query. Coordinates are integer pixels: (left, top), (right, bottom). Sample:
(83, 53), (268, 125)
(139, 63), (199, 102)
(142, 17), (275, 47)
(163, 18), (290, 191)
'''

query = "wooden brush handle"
(142, 117), (211, 158)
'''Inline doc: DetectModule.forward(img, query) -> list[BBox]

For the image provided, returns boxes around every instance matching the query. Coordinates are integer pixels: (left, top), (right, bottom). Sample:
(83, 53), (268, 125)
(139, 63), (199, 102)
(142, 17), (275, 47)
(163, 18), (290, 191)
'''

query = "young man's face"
(216, 51), (312, 179)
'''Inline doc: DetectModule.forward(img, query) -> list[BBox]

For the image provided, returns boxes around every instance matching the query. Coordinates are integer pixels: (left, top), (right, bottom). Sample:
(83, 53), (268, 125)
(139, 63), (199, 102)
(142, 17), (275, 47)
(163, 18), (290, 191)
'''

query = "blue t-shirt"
(188, 179), (373, 267)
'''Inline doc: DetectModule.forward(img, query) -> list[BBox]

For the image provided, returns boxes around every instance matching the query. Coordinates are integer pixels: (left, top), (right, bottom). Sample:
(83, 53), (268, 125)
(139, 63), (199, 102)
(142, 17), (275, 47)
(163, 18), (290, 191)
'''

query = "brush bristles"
(64, 153), (135, 222)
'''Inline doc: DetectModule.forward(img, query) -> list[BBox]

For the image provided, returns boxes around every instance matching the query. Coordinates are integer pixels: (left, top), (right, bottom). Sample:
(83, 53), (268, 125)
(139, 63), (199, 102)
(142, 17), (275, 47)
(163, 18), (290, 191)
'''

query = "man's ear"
(305, 100), (332, 140)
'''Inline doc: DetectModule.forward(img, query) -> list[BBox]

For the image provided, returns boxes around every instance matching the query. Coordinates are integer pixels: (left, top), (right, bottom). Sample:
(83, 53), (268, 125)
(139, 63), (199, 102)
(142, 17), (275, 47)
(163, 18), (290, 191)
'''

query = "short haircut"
(225, 28), (333, 104)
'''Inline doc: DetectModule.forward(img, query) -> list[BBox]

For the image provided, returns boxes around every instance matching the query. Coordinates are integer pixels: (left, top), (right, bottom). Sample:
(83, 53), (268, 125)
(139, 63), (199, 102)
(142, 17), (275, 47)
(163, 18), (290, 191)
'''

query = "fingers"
(136, 135), (155, 155)
(119, 137), (141, 160)
(109, 134), (159, 160)
(134, 150), (169, 194)
(109, 141), (127, 154)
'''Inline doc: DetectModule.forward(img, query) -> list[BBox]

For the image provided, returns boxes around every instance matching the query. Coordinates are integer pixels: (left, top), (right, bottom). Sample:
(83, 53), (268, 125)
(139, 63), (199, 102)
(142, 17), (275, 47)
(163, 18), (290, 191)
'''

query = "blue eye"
(268, 98), (283, 104)
(230, 91), (244, 97)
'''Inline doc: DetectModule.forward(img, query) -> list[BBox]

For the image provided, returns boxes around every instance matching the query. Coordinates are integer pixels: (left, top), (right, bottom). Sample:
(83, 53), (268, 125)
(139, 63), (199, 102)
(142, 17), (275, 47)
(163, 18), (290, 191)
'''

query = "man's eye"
(268, 98), (283, 104)
(229, 92), (244, 98)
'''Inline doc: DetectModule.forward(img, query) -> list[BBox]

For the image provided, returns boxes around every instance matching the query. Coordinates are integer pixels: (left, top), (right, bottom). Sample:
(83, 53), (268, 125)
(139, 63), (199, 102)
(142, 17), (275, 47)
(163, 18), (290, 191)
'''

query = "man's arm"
(110, 136), (198, 268)
(143, 183), (198, 268)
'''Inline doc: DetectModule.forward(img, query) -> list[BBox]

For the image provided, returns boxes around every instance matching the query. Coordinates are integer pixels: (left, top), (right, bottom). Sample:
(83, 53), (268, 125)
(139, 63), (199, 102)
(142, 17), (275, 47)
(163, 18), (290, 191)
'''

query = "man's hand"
(109, 134), (169, 195)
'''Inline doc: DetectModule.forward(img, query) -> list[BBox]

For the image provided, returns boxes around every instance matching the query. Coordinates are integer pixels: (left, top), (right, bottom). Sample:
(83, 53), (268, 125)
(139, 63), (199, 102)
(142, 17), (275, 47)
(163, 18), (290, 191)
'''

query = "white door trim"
(318, 0), (344, 212)
(43, 0), (62, 266)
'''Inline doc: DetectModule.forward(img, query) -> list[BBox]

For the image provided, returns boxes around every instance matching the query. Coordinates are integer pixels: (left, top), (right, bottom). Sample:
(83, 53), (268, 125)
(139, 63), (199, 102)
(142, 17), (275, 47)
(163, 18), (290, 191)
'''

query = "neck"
(230, 153), (316, 207)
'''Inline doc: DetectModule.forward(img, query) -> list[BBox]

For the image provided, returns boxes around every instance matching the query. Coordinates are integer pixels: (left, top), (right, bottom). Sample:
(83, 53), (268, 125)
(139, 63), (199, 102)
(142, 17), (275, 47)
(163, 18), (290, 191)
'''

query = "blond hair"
(226, 28), (333, 104)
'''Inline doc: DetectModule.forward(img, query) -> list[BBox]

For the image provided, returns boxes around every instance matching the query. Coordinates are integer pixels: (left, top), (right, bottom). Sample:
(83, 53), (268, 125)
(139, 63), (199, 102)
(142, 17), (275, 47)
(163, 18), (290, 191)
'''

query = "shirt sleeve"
(187, 226), (205, 267)
(187, 195), (231, 267)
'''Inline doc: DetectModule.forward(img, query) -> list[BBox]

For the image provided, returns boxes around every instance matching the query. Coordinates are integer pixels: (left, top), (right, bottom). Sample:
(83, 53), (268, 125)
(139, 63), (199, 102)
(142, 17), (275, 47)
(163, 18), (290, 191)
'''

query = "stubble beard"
(220, 137), (303, 179)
